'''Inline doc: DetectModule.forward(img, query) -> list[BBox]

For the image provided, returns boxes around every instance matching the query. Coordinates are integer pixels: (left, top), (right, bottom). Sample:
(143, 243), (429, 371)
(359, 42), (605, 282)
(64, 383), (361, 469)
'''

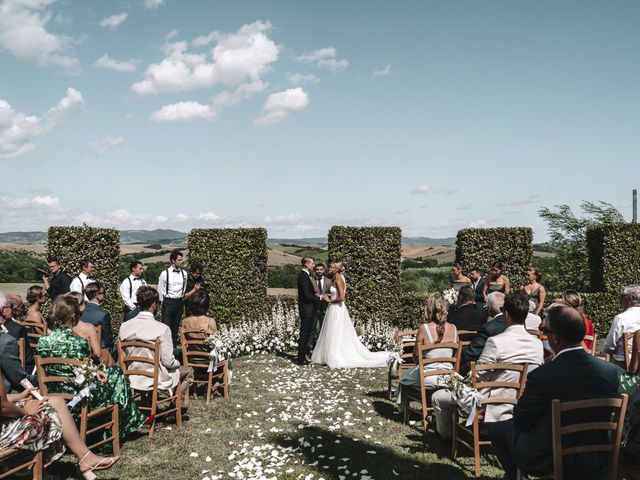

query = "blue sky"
(0, 0), (638, 240)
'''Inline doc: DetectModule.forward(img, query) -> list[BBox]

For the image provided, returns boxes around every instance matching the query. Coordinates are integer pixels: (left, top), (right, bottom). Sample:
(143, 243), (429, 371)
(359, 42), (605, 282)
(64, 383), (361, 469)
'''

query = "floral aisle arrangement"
(355, 320), (397, 352)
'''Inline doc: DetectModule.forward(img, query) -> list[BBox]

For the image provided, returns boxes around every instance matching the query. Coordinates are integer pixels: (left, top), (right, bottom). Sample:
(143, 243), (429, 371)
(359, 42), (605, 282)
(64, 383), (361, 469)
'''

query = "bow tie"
(173, 269), (181, 273)
(133, 277), (142, 281)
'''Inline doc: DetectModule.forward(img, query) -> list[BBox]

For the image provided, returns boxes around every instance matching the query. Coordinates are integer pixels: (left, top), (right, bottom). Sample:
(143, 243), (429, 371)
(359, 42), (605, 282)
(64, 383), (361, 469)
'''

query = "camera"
(35, 267), (49, 282)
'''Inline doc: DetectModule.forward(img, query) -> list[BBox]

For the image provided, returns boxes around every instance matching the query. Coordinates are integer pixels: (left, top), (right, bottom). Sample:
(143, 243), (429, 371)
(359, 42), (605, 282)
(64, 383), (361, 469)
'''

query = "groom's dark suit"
(297, 269), (321, 364)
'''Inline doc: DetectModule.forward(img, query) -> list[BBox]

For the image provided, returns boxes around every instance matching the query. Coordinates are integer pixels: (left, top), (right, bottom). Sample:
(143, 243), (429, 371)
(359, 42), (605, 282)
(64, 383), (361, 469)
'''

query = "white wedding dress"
(311, 279), (390, 369)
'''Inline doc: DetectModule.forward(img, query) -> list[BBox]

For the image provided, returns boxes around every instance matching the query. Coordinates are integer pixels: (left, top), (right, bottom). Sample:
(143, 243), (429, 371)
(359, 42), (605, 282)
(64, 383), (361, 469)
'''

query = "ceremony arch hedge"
(455, 227), (533, 289)
(587, 223), (640, 293)
(328, 226), (402, 324)
(46, 226), (123, 332)
(188, 228), (268, 324)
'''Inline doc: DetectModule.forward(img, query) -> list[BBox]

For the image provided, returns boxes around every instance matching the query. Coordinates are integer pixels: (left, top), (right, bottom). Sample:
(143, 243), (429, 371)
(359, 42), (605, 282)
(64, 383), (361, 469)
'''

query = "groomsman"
(297, 257), (321, 365)
(311, 263), (332, 348)
(157, 250), (187, 347)
(69, 257), (96, 299)
(120, 261), (147, 316)
(470, 269), (486, 314)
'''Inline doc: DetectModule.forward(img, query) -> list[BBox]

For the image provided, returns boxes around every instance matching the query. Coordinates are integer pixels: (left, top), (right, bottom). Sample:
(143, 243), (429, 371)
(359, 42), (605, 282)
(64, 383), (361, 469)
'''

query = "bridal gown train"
(311, 284), (390, 369)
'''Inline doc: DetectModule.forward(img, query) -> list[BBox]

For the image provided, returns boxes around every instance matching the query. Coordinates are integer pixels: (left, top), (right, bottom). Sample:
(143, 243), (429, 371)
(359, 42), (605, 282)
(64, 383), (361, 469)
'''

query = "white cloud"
(499, 194), (542, 206)
(32, 195), (59, 207)
(150, 101), (215, 122)
(297, 47), (348, 72)
(410, 184), (431, 194)
(0, 87), (84, 159)
(131, 20), (278, 95)
(264, 213), (305, 225)
(287, 73), (319, 86)
(373, 64), (392, 77)
(143, 0), (165, 8)
(0, 0), (78, 68)
(99, 12), (128, 29)
(166, 29), (179, 40)
(174, 212), (189, 222)
(197, 212), (220, 222)
(94, 54), (137, 72)
(467, 219), (488, 228)
(105, 209), (168, 227)
(90, 136), (124, 156)
(254, 88), (309, 126)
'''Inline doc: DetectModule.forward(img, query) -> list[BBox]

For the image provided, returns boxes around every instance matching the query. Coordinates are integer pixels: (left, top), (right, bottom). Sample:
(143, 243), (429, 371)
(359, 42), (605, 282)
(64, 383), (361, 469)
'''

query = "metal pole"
(634, 189), (638, 223)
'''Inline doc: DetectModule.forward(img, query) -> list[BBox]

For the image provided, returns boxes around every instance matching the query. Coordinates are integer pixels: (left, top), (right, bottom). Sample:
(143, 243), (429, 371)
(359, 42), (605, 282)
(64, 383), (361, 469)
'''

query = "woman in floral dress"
(36, 295), (146, 441)
(0, 371), (118, 478)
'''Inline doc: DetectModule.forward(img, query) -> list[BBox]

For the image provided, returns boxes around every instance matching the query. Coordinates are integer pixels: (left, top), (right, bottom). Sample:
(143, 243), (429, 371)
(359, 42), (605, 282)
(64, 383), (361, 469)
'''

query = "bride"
(311, 262), (390, 368)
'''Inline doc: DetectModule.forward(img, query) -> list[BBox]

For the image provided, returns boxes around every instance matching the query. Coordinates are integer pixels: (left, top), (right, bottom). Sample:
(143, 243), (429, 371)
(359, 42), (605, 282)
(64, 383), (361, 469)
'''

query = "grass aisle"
(96, 354), (503, 479)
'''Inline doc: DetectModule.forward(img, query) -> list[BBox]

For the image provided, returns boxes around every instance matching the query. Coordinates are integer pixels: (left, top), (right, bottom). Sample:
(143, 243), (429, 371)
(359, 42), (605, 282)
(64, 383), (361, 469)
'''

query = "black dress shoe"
(297, 359), (310, 365)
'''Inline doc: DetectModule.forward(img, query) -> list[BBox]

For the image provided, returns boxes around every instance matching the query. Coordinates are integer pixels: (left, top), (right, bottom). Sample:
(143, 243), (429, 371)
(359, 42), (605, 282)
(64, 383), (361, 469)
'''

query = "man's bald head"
(546, 304), (586, 346)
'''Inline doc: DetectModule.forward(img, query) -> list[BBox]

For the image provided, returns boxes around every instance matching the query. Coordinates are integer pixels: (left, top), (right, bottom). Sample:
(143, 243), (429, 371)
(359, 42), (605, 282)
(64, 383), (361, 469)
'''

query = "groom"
(297, 256), (321, 365)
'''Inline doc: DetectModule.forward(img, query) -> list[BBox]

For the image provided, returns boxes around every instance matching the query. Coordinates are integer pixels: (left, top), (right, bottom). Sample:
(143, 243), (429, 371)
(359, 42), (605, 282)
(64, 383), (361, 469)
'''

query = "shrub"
(188, 228), (268, 325)
(328, 226), (402, 324)
(455, 227), (533, 289)
(587, 224), (640, 293)
(46, 226), (123, 332)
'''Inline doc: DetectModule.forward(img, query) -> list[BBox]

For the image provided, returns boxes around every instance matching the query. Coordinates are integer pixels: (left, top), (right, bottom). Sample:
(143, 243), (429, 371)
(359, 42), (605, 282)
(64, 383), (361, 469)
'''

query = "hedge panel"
(328, 226), (402, 324)
(455, 227), (533, 289)
(587, 224), (640, 293)
(188, 228), (268, 325)
(46, 226), (123, 332)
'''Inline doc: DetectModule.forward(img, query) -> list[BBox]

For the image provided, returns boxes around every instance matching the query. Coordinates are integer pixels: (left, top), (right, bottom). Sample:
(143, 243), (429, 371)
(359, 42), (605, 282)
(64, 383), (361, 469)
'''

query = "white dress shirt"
(157, 267), (186, 302)
(69, 272), (95, 299)
(119, 275), (147, 310)
(604, 306), (640, 361)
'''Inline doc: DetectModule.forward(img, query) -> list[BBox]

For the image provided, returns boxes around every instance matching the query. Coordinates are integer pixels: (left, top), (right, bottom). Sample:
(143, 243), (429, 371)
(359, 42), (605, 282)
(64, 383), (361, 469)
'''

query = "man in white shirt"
(432, 291), (544, 438)
(120, 261), (147, 316)
(69, 257), (96, 299)
(119, 286), (193, 401)
(603, 284), (640, 364)
(157, 250), (187, 347)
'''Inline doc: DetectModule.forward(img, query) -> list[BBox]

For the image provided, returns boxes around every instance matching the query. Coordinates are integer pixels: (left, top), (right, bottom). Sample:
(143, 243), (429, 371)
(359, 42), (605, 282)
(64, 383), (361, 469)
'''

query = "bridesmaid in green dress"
(36, 296), (146, 442)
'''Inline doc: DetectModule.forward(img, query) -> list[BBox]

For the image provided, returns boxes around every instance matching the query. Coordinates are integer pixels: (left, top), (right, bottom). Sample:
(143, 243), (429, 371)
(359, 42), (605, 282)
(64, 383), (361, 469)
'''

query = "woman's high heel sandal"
(78, 451), (120, 480)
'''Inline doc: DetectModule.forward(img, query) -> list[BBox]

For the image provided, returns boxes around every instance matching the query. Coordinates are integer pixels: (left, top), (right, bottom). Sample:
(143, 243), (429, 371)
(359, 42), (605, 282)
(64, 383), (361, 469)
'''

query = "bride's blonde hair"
(330, 262), (345, 274)
(423, 293), (449, 343)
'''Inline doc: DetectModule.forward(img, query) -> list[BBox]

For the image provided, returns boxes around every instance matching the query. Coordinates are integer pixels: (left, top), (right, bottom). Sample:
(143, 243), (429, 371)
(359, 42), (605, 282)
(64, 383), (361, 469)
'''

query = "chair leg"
(175, 381), (183, 428)
(451, 413), (459, 459)
(111, 404), (121, 457)
(422, 391), (429, 432)
(223, 366), (229, 399)
(33, 451), (43, 480)
(473, 418), (481, 478)
(206, 376), (212, 405)
(403, 394), (410, 425)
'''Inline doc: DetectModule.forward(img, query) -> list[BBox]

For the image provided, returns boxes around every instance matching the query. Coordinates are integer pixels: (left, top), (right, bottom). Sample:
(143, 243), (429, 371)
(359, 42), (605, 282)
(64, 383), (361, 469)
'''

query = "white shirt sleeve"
(120, 278), (136, 310)
(604, 314), (622, 353)
(157, 270), (166, 302)
(69, 276), (82, 293)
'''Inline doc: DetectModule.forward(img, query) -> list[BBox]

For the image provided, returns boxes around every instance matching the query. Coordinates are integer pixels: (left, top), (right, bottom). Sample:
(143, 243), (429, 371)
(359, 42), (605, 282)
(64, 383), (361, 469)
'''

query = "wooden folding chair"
(583, 333), (597, 356)
(117, 339), (182, 439)
(17, 337), (26, 369)
(457, 329), (477, 348)
(623, 331), (634, 371)
(180, 328), (229, 403)
(0, 448), (43, 480)
(34, 355), (120, 456)
(402, 341), (460, 432)
(387, 329), (417, 399)
(517, 394), (628, 480)
(452, 361), (529, 478)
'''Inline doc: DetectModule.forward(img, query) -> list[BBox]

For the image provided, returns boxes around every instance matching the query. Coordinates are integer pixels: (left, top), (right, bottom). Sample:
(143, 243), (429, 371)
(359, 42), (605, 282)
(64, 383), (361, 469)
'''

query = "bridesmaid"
(450, 263), (472, 291)
(483, 261), (511, 299)
(523, 268), (546, 316)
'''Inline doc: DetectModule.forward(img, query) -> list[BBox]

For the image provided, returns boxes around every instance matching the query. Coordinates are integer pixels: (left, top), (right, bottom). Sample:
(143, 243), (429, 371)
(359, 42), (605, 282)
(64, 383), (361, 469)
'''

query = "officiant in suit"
(310, 263), (333, 348)
(297, 257), (321, 365)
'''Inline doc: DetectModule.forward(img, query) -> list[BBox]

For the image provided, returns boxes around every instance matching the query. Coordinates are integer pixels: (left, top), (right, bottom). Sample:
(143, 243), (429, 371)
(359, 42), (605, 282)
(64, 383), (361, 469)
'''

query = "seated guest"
(119, 286), (193, 404)
(0, 370), (118, 479)
(483, 261), (511, 299)
(559, 290), (595, 353)
(182, 289), (218, 338)
(490, 305), (621, 479)
(66, 292), (103, 360)
(0, 331), (38, 393)
(7, 294), (26, 322)
(432, 291), (543, 438)
(395, 294), (458, 412)
(451, 263), (471, 291)
(80, 282), (115, 358)
(525, 305), (542, 331)
(604, 285), (640, 365)
(447, 286), (486, 333)
(24, 285), (47, 325)
(0, 293), (28, 348)
(461, 292), (506, 367)
(37, 296), (145, 440)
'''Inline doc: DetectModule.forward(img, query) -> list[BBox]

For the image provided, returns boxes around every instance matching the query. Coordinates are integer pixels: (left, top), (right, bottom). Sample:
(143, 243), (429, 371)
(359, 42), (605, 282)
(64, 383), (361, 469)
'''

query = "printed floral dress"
(0, 404), (64, 461)
(36, 328), (146, 440)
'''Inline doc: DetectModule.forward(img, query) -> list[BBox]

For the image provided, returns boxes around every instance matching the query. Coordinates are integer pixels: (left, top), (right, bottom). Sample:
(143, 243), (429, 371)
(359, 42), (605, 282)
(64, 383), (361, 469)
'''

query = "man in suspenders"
(120, 261), (147, 318)
(69, 257), (96, 300)
(157, 250), (187, 347)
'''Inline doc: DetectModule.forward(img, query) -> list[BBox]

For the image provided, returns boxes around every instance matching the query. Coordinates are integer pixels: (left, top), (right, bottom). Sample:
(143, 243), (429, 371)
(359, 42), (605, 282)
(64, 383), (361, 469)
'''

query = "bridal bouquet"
(66, 360), (100, 408)
(442, 288), (458, 306)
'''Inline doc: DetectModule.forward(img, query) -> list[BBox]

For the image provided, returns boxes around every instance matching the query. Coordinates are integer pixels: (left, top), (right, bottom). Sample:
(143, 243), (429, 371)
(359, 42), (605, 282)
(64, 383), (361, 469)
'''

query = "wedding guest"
(0, 331), (38, 393)
(42, 258), (71, 301)
(37, 295), (145, 440)
(0, 370), (119, 479)
(184, 262), (206, 316)
(483, 261), (511, 299)
(461, 292), (506, 367)
(523, 268), (546, 316)
(69, 257), (96, 299)
(432, 291), (543, 438)
(24, 285), (47, 325)
(470, 268), (486, 312)
(396, 293), (458, 412)
(157, 250), (187, 347)
(80, 282), (115, 359)
(65, 292), (102, 359)
(490, 304), (620, 479)
(0, 292), (27, 345)
(119, 286), (194, 404)
(7, 294), (25, 322)
(604, 285), (640, 366)
(451, 263), (471, 291)
(120, 261), (146, 316)
(181, 290), (218, 364)
(447, 286), (486, 333)
(558, 290), (594, 352)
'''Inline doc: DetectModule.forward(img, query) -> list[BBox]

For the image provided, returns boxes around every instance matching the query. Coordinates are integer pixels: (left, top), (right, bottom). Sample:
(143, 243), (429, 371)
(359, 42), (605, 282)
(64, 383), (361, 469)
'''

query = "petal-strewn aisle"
(99, 354), (503, 479)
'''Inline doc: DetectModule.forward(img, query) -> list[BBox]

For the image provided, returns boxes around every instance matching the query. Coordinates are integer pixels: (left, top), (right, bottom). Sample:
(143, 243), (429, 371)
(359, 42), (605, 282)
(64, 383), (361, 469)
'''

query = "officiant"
(311, 262), (332, 347)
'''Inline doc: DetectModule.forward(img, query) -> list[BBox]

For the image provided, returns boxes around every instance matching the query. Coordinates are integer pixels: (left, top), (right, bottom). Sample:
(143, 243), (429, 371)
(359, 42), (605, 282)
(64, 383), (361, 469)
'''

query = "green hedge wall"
(455, 227), (533, 289)
(328, 226), (402, 324)
(587, 224), (640, 293)
(188, 228), (268, 324)
(545, 290), (620, 337)
(46, 226), (123, 332)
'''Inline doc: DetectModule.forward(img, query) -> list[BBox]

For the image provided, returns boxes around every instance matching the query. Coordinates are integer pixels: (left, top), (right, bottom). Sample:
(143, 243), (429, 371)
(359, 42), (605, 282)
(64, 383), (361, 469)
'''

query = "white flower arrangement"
(442, 287), (458, 306)
(69, 360), (100, 389)
(355, 320), (397, 352)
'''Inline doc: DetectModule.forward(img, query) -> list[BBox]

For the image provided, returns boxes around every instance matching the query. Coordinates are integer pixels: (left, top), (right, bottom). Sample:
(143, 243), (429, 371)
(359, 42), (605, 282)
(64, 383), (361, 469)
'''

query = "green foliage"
(587, 224), (640, 293)
(455, 227), (533, 289)
(0, 250), (46, 282)
(538, 201), (624, 292)
(267, 264), (299, 288)
(328, 226), (402, 324)
(400, 267), (450, 293)
(401, 257), (438, 269)
(188, 228), (268, 324)
(145, 243), (163, 250)
(545, 290), (620, 337)
(47, 226), (123, 332)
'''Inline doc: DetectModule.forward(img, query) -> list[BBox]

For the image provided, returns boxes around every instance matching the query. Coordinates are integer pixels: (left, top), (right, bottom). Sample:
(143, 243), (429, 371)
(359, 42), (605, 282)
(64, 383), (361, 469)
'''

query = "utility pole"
(634, 189), (638, 223)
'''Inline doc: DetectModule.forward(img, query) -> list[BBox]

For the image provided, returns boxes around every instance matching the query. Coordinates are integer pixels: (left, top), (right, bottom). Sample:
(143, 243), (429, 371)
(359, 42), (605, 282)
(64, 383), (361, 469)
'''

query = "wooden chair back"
(551, 395), (628, 480)
(21, 321), (47, 351)
(34, 355), (87, 401)
(179, 328), (229, 402)
(471, 361), (529, 406)
(623, 332), (634, 371)
(387, 329), (417, 399)
(0, 448), (43, 480)
(17, 337), (26, 369)
(583, 333), (597, 356)
(457, 329), (476, 348)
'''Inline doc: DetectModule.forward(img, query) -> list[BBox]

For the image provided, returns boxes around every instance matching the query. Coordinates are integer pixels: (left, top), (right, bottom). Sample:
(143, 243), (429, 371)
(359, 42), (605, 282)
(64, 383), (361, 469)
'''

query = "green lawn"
(49, 354), (504, 479)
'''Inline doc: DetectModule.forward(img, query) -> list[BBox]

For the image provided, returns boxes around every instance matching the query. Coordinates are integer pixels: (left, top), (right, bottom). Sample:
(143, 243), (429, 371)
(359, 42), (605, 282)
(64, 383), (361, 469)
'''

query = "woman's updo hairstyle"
(26, 285), (45, 304)
(330, 262), (345, 274)
(423, 293), (449, 343)
(48, 295), (81, 330)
